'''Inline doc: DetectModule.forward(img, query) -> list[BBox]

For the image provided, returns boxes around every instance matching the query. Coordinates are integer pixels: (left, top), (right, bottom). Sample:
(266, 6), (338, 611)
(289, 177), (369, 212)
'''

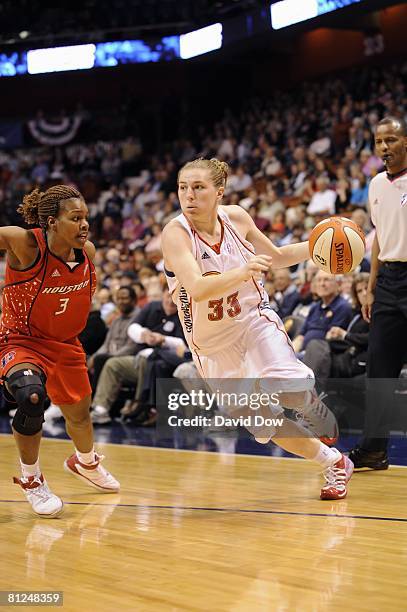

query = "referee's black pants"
(361, 263), (407, 452)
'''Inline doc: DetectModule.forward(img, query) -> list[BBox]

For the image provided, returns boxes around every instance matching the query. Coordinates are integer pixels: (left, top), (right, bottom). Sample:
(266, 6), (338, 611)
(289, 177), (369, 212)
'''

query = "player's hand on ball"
(243, 255), (272, 281)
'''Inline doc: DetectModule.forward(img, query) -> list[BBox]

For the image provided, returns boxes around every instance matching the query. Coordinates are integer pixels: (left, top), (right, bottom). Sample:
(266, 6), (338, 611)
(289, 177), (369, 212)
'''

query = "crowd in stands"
(1, 58), (406, 426)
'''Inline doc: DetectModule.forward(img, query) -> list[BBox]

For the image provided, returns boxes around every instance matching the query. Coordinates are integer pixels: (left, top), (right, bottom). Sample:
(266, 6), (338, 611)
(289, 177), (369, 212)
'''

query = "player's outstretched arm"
(162, 222), (271, 302)
(226, 205), (310, 268)
(0, 226), (37, 262)
(276, 241), (310, 268)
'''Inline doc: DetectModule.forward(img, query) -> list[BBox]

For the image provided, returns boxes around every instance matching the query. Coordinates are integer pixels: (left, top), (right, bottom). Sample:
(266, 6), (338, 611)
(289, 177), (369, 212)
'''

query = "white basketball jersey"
(165, 208), (271, 355)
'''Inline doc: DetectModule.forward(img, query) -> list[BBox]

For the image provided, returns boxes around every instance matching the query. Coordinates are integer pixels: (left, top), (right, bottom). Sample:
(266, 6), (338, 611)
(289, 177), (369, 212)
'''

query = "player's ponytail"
(17, 188), (43, 226)
(178, 157), (229, 189)
(209, 158), (229, 188)
(17, 185), (83, 228)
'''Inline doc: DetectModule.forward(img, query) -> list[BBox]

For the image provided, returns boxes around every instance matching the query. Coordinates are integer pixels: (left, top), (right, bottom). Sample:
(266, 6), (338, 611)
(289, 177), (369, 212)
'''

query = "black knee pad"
(6, 369), (47, 436)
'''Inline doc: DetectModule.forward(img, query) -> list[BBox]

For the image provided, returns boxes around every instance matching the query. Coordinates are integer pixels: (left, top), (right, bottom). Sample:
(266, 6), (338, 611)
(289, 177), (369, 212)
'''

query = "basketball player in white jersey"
(162, 157), (353, 500)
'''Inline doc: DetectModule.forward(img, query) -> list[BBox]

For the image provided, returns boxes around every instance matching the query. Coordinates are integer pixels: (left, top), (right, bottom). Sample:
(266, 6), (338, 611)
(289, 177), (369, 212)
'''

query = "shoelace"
(76, 454), (117, 486)
(30, 486), (54, 503)
(309, 391), (329, 417)
(25, 480), (55, 502)
(323, 465), (347, 488)
(296, 391), (329, 422)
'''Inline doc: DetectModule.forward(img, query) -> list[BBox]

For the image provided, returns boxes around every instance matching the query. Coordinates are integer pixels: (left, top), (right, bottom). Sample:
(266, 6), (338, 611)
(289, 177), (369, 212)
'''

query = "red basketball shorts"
(0, 334), (91, 405)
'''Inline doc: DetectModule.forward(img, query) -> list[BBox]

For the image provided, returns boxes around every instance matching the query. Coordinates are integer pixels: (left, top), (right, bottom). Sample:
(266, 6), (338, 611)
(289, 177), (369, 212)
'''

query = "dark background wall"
(0, 3), (405, 139)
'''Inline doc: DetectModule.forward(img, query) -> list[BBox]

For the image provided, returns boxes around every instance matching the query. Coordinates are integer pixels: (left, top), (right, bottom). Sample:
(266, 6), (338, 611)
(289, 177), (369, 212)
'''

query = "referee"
(349, 116), (407, 470)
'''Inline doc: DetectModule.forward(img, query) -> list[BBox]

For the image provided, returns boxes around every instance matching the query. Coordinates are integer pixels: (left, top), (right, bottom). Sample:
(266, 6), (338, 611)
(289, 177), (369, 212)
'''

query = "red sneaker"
(64, 453), (120, 493)
(320, 454), (354, 500)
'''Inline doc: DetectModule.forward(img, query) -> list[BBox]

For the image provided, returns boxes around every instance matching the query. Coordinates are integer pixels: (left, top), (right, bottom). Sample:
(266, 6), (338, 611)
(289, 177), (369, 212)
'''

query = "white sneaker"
(13, 474), (64, 518)
(44, 403), (63, 421)
(64, 453), (120, 492)
(297, 390), (339, 445)
(91, 406), (112, 425)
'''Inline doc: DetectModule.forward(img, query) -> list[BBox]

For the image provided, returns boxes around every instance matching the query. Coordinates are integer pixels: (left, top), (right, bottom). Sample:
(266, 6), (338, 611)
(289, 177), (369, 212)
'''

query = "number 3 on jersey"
(55, 297), (70, 315)
(208, 291), (241, 321)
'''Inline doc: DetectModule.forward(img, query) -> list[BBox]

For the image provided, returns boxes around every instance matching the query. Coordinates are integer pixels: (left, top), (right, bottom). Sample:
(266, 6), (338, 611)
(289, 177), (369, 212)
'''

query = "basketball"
(309, 217), (366, 274)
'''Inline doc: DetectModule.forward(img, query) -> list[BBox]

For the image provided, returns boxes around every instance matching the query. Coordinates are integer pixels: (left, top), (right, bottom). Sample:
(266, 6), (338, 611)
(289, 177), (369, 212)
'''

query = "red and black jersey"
(0, 228), (96, 342)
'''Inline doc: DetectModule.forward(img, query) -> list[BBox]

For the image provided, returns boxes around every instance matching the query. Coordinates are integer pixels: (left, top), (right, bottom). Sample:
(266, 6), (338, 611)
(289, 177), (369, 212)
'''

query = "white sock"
(20, 459), (41, 478)
(313, 444), (341, 469)
(76, 448), (96, 464)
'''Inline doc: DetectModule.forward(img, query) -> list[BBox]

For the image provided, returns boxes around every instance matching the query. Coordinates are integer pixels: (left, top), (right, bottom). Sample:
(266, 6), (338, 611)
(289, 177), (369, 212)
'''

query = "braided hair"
(178, 157), (229, 189)
(18, 185), (83, 228)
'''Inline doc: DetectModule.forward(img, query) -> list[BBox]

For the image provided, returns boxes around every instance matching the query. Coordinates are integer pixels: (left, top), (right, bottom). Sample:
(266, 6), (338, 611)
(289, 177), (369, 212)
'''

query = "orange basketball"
(309, 217), (366, 274)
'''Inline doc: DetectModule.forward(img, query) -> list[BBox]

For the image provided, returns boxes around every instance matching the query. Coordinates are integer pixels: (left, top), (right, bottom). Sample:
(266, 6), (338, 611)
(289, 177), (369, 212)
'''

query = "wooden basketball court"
(1, 433), (407, 611)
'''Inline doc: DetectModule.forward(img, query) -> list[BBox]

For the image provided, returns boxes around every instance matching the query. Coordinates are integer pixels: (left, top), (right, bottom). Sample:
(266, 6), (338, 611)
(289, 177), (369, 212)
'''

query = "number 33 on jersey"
(165, 209), (270, 355)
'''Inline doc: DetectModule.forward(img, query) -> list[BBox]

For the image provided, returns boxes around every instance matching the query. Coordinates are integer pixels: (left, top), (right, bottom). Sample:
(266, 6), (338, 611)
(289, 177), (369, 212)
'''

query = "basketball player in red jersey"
(162, 158), (353, 500)
(0, 185), (119, 518)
